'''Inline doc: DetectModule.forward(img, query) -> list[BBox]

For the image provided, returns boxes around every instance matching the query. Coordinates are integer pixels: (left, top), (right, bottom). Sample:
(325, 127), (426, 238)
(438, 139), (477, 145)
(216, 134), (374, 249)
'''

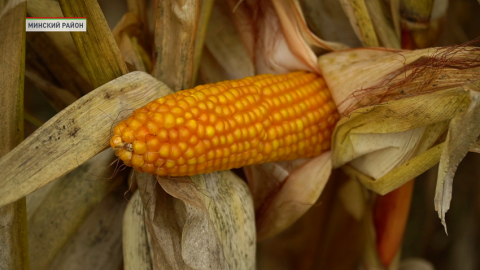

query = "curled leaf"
(0, 72), (172, 208)
(332, 88), (469, 181)
(435, 85), (480, 232)
(247, 152), (332, 240)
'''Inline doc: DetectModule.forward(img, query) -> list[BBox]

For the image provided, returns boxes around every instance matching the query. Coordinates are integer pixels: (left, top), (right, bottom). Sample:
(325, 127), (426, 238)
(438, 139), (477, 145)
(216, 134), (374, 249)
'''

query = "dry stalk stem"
(152, 0), (200, 91)
(58, 0), (128, 88)
(0, 1), (29, 269)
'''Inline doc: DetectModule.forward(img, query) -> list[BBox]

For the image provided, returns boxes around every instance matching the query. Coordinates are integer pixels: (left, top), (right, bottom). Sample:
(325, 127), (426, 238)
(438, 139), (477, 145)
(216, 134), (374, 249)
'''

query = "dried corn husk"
(435, 86), (480, 232)
(322, 46), (480, 231)
(137, 171), (256, 269)
(245, 152), (332, 241)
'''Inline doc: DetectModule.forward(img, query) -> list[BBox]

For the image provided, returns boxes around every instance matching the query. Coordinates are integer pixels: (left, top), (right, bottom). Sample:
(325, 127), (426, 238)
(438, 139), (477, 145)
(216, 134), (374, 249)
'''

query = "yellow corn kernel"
(110, 71), (340, 176)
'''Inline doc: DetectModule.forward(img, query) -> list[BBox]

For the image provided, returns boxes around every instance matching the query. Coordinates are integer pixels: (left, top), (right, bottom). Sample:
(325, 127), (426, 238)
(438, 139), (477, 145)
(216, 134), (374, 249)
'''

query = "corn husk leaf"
(0, 71), (172, 208)
(246, 152), (332, 240)
(435, 85), (480, 232)
(319, 46), (480, 114)
(339, 0), (379, 47)
(27, 150), (126, 270)
(152, 0), (200, 90)
(344, 142), (444, 195)
(47, 185), (127, 270)
(123, 191), (153, 270)
(58, 0), (128, 88)
(332, 87), (469, 195)
(27, 0), (92, 96)
(137, 171), (256, 269)
(0, 1), (29, 269)
(253, 2), (320, 74)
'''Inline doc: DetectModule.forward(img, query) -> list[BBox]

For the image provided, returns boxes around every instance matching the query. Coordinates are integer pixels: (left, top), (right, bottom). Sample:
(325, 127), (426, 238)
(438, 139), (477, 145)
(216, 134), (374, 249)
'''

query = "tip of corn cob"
(110, 71), (339, 176)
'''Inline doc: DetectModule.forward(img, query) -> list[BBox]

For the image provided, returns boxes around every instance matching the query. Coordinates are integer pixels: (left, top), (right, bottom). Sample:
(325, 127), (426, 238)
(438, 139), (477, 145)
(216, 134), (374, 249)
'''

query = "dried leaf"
(123, 191), (153, 270)
(435, 85), (480, 232)
(0, 1), (29, 269)
(25, 69), (77, 111)
(27, 0), (92, 96)
(344, 142), (444, 195)
(365, 0), (401, 49)
(113, 12), (150, 72)
(273, 0), (350, 52)
(223, 0), (255, 59)
(300, 0), (362, 48)
(332, 88), (469, 171)
(249, 152), (332, 240)
(193, 0), (214, 81)
(339, 0), (379, 47)
(152, 0), (200, 91)
(59, 0), (128, 88)
(47, 187), (127, 270)
(137, 171), (256, 269)
(254, 1), (320, 74)
(126, 0), (151, 52)
(0, 72), (172, 208)
(318, 47), (480, 114)
(27, 150), (125, 270)
(203, 0), (254, 80)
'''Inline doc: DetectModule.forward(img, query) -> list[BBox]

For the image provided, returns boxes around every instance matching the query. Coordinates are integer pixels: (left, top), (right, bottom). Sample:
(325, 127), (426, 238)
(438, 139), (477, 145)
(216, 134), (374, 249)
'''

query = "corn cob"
(110, 71), (339, 176)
